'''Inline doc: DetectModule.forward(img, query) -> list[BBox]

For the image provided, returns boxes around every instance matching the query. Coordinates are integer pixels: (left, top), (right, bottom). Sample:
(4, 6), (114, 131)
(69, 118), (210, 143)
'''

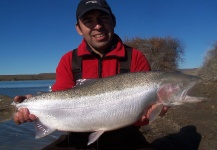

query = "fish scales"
(18, 83), (154, 131)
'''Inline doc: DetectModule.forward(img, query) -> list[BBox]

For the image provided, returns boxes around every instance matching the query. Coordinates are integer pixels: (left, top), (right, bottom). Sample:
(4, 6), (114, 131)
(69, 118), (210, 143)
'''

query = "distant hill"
(0, 73), (56, 81)
(179, 68), (199, 76)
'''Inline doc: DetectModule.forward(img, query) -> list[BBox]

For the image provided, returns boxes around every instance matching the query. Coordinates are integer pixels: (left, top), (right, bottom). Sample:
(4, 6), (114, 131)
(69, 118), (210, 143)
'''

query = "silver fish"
(7, 72), (205, 145)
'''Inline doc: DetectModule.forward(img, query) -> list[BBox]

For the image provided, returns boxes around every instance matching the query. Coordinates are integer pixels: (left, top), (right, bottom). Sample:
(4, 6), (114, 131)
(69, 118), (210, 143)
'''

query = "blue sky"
(0, 0), (217, 75)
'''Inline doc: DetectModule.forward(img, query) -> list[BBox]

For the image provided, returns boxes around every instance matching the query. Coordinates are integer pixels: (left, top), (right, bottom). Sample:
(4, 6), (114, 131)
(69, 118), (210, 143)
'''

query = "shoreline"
(0, 73), (56, 81)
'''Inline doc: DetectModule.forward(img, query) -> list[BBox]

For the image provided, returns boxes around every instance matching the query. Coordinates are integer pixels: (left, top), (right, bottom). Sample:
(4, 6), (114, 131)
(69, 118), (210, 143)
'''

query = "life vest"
(72, 45), (132, 81)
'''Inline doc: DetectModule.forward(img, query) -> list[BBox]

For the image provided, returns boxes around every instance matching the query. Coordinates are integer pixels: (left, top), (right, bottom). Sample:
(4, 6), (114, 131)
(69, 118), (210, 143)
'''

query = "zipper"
(98, 58), (103, 78)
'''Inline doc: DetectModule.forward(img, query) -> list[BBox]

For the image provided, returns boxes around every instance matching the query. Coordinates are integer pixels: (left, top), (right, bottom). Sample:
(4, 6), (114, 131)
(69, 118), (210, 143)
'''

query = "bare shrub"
(198, 42), (217, 82)
(124, 36), (184, 71)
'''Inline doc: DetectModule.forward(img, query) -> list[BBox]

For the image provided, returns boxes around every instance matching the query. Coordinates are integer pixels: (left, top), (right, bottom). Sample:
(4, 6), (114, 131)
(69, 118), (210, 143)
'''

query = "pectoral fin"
(148, 104), (164, 123)
(34, 119), (56, 139)
(88, 130), (105, 145)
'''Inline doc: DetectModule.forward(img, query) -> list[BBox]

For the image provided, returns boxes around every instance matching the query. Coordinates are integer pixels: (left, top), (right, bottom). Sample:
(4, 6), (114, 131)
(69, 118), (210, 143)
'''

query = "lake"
(0, 80), (64, 150)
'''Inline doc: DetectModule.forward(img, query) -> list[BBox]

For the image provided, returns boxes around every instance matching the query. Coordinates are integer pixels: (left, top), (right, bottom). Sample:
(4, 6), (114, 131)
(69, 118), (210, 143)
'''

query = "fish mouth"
(180, 77), (200, 100)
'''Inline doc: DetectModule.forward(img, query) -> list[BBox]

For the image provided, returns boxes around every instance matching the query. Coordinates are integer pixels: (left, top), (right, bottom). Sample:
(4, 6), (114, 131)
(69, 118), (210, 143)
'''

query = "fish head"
(157, 72), (201, 106)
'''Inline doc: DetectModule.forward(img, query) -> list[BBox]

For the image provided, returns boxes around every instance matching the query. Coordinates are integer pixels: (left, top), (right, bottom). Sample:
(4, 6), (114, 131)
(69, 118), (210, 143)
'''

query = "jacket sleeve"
(52, 51), (76, 91)
(131, 49), (151, 126)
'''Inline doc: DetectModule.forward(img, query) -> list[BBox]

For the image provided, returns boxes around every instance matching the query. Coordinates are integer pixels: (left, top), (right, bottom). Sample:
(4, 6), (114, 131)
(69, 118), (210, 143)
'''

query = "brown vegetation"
(124, 36), (184, 71)
(198, 42), (217, 82)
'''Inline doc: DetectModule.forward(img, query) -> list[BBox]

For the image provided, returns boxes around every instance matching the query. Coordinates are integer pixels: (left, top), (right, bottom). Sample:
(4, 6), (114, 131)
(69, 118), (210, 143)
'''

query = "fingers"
(141, 105), (169, 123)
(13, 94), (35, 125)
(14, 109), (24, 125)
(14, 112), (21, 125)
(29, 114), (37, 120)
(135, 107), (151, 125)
(14, 94), (33, 103)
(146, 104), (156, 119)
(26, 94), (33, 99)
(14, 108), (29, 125)
(14, 96), (26, 103)
(159, 106), (169, 117)
(14, 108), (37, 125)
(140, 115), (149, 122)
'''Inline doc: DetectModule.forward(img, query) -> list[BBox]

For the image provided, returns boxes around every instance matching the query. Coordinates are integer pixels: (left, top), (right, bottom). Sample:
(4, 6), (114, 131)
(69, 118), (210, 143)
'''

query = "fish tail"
(0, 105), (15, 123)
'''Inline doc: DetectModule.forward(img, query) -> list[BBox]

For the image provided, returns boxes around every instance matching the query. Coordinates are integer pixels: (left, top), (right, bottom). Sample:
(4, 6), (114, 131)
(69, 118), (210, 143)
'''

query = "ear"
(76, 23), (83, 36)
(112, 14), (116, 27)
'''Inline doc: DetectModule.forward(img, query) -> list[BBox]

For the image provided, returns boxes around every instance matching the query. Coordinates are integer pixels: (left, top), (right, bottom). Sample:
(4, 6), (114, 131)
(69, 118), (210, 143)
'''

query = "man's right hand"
(13, 94), (37, 125)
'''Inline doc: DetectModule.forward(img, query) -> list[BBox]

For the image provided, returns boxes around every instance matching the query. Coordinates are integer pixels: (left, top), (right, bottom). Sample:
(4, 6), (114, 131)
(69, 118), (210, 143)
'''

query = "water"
(0, 80), (64, 150)
(0, 80), (54, 97)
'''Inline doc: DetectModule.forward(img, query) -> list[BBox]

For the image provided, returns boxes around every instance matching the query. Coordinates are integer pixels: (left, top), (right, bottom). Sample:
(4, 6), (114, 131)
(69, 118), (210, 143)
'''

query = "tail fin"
(0, 105), (15, 123)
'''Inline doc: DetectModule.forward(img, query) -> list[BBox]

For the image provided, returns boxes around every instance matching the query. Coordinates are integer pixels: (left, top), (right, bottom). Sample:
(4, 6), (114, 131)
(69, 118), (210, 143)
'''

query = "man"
(14, 0), (167, 149)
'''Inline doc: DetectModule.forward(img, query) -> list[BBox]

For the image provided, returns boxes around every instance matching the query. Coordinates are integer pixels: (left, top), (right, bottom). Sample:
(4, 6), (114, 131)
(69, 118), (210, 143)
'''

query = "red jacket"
(52, 35), (151, 125)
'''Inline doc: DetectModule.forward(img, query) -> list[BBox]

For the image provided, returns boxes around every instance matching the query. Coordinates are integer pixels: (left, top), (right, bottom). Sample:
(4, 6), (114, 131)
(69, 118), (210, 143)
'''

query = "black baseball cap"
(76, 0), (113, 20)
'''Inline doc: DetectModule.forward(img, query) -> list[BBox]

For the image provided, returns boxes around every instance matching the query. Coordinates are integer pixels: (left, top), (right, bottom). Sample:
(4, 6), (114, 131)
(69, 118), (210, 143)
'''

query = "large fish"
(1, 71), (206, 145)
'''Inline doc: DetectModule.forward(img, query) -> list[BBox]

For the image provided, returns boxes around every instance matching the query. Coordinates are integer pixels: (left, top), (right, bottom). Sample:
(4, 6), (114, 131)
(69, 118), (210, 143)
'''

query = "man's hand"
(13, 94), (37, 125)
(135, 105), (169, 126)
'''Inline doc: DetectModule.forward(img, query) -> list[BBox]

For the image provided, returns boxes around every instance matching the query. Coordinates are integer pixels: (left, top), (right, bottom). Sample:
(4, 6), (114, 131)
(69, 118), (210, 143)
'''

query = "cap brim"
(77, 6), (111, 19)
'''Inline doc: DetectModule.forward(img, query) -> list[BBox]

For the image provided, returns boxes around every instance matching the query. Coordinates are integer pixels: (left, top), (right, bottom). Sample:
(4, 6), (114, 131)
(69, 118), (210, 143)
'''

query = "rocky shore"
(143, 81), (217, 149)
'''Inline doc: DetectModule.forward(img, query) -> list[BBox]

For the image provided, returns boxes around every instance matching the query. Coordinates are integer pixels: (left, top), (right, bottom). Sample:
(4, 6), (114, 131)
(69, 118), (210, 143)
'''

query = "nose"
(94, 24), (102, 30)
(93, 18), (103, 29)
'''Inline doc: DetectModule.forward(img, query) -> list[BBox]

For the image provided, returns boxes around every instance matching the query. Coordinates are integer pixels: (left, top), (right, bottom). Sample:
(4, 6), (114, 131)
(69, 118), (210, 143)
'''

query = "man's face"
(76, 10), (115, 52)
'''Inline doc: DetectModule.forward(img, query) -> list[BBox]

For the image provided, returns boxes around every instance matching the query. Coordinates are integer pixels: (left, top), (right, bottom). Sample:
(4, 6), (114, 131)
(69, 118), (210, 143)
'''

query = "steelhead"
(2, 71), (206, 145)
